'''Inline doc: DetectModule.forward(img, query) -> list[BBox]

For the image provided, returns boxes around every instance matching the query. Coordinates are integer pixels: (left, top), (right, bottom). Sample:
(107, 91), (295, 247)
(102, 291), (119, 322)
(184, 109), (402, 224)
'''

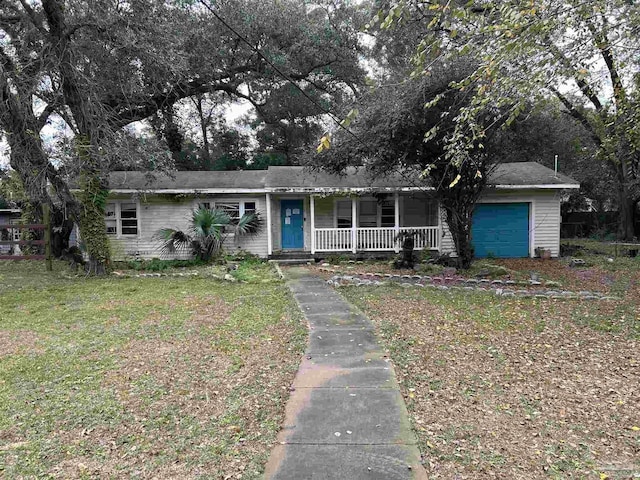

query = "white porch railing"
(356, 227), (396, 251)
(314, 228), (353, 252)
(400, 227), (440, 251)
(314, 226), (439, 252)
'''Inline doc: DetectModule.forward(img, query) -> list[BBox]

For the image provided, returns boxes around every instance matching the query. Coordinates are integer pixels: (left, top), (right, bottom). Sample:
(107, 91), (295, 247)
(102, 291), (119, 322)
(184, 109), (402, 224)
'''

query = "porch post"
(310, 194), (316, 254)
(437, 201), (443, 252)
(351, 196), (357, 253)
(266, 193), (273, 256)
(394, 192), (400, 253)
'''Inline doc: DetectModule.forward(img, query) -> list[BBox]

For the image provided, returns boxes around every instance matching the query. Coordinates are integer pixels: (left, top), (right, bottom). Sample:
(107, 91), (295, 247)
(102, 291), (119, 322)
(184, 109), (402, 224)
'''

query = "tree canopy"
(0, 0), (367, 271)
(380, 0), (640, 238)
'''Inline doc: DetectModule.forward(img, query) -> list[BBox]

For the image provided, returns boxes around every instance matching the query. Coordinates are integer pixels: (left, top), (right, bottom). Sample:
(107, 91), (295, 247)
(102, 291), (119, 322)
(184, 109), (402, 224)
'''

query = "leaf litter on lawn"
(1, 272), (306, 480)
(342, 285), (639, 479)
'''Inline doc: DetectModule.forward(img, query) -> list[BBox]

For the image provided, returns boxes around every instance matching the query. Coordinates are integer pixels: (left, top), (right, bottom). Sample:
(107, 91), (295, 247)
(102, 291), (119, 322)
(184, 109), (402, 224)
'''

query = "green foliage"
(76, 172), (111, 272)
(0, 170), (27, 207)
(124, 258), (207, 271)
(156, 207), (261, 262)
(398, 0), (640, 238)
(324, 253), (352, 264)
(315, 69), (490, 268)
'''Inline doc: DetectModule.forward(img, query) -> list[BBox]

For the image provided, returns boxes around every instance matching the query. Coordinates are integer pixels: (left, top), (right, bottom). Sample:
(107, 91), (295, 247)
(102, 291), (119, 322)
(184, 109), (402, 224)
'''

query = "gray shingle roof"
(107, 162), (578, 192)
(488, 162), (577, 187)
(108, 170), (267, 191)
(264, 166), (416, 190)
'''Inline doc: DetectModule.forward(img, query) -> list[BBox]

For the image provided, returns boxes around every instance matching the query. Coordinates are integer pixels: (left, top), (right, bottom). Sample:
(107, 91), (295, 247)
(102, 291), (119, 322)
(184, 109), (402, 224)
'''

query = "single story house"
(95, 162), (578, 260)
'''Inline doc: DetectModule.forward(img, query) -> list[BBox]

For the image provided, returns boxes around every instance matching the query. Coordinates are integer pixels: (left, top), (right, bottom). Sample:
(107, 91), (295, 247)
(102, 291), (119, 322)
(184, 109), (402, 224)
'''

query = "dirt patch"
(0, 330), (42, 357)
(348, 290), (640, 479)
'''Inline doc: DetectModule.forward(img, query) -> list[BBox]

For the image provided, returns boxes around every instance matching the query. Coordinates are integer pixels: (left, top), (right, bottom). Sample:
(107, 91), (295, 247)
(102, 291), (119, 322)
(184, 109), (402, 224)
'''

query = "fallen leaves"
(342, 283), (640, 479)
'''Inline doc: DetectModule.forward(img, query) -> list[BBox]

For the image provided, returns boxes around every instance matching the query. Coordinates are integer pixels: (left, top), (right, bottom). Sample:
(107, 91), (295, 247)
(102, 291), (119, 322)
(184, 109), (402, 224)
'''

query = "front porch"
(266, 192), (441, 256)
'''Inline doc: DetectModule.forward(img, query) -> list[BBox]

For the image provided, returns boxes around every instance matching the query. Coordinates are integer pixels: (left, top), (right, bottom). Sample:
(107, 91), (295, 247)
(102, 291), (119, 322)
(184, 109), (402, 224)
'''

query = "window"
(211, 201), (259, 225)
(380, 201), (395, 227)
(215, 202), (240, 222)
(105, 202), (139, 236)
(403, 196), (439, 226)
(120, 203), (138, 235)
(244, 202), (256, 216)
(105, 203), (117, 234)
(336, 200), (352, 228)
(359, 200), (377, 227)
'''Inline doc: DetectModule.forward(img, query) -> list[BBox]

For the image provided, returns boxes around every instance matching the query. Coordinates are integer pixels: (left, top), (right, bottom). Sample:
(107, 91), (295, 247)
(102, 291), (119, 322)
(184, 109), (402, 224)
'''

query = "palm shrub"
(155, 207), (261, 262)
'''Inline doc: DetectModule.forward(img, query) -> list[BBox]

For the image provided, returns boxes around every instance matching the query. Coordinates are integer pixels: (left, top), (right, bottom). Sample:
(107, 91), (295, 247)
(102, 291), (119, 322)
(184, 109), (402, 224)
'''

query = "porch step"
(269, 258), (315, 265)
(269, 257), (315, 265)
(269, 251), (316, 265)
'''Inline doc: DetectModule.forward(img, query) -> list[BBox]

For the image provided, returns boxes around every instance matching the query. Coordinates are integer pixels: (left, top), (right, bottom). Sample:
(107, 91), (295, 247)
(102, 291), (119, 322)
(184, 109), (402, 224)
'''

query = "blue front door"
(281, 200), (304, 249)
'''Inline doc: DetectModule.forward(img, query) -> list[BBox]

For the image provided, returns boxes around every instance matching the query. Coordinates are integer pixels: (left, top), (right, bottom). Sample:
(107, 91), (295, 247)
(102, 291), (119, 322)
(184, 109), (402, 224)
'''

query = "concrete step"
(269, 257), (315, 265)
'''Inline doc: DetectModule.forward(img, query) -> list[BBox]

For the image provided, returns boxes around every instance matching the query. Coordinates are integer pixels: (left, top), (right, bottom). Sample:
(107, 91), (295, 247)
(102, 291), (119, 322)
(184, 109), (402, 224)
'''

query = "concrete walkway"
(264, 267), (427, 480)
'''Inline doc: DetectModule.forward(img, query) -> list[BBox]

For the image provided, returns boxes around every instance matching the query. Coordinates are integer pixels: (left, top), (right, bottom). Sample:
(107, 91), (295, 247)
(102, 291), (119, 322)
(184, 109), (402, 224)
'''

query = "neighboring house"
(94, 162), (578, 260)
(0, 201), (22, 255)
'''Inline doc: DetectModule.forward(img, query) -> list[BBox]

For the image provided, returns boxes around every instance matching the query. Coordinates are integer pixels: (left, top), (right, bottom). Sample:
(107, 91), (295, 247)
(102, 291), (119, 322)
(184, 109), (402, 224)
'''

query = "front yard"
(334, 245), (639, 479)
(0, 261), (306, 479)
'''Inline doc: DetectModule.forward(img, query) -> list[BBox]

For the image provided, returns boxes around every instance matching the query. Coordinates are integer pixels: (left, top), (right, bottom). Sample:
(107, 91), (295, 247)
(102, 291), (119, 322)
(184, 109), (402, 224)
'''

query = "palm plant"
(155, 207), (261, 262)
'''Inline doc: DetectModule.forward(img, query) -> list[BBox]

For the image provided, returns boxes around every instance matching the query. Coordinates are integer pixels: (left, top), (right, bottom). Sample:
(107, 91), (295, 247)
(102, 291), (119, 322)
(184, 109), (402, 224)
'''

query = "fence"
(0, 205), (52, 271)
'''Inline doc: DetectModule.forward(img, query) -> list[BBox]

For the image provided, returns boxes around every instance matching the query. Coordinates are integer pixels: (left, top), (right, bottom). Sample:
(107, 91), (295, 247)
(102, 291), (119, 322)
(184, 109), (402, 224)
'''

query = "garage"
(472, 203), (530, 258)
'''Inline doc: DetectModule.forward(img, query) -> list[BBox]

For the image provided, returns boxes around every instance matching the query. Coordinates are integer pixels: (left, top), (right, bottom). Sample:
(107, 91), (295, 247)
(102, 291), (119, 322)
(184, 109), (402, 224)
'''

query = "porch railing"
(356, 227), (396, 251)
(314, 226), (439, 253)
(401, 227), (440, 251)
(314, 228), (353, 252)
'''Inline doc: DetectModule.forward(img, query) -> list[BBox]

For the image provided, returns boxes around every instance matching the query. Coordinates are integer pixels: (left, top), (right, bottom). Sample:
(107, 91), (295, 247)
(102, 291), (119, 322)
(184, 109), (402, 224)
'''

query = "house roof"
(488, 162), (578, 189)
(264, 166), (418, 192)
(106, 162), (579, 193)
(108, 170), (268, 193)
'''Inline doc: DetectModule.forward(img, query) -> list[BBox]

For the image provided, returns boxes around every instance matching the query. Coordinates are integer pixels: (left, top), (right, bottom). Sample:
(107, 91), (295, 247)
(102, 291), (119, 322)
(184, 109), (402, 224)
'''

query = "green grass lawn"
(337, 246), (640, 479)
(0, 260), (305, 479)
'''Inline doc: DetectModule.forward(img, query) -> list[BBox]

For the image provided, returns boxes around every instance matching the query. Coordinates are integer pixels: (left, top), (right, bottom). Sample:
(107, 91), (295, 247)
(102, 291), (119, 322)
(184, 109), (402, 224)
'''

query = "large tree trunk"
(617, 193), (636, 240)
(74, 140), (111, 275)
(43, 0), (112, 274)
(1, 71), (81, 254)
(443, 205), (475, 269)
(613, 156), (637, 240)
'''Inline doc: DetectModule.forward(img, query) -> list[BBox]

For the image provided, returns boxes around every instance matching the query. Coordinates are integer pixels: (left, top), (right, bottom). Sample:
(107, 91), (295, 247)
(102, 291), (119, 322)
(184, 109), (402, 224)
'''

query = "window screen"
(336, 200), (352, 228)
(359, 200), (377, 227)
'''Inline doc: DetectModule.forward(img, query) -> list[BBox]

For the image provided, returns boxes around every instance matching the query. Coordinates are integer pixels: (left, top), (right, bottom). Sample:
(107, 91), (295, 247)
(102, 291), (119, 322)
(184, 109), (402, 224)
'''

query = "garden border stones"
(320, 268), (618, 301)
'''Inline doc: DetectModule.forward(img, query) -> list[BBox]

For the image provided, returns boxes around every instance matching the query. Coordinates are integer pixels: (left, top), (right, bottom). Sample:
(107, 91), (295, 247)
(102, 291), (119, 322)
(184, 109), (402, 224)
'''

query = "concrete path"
(264, 267), (427, 480)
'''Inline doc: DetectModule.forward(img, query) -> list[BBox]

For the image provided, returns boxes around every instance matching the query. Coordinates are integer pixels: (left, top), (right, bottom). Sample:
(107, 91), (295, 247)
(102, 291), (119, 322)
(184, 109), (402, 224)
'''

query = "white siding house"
(93, 163), (578, 260)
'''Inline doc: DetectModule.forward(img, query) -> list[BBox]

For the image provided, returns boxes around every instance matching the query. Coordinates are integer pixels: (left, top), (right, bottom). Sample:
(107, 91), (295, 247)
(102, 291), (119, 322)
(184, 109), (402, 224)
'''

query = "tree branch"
(587, 17), (625, 110)
(545, 40), (603, 112)
(17, 0), (47, 35)
(550, 86), (602, 148)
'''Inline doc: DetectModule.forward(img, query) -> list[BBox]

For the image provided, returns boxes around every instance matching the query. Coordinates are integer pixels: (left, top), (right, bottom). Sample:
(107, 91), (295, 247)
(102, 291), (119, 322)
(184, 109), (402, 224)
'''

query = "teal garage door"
(472, 203), (530, 258)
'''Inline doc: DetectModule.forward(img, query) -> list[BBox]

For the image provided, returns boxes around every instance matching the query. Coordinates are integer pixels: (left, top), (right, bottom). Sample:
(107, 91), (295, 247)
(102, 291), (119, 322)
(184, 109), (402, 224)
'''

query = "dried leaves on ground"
(341, 260), (639, 479)
(0, 261), (306, 479)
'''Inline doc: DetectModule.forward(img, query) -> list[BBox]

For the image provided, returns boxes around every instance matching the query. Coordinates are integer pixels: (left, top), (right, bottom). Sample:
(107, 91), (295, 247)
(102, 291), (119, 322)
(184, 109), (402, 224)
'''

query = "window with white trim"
(216, 202), (240, 221)
(243, 201), (256, 216)
(211, 200), (259, 223)
(105, 201), (139, 236)
(354, 198), (395, 227)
